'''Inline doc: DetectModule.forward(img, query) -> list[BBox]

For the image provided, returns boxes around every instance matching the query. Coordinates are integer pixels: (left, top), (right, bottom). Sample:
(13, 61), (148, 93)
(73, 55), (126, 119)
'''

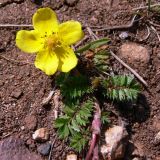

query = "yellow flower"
(16, 8), (84, 75)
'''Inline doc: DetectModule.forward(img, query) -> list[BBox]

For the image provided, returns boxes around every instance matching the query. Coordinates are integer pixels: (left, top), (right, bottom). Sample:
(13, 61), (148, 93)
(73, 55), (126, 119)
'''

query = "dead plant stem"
(110, 50), (148, 87)
(132, 3), (160, 11)
(0, 55), (32, 65)
(90, 13), (138, 31)
(0, 24), (32, 27)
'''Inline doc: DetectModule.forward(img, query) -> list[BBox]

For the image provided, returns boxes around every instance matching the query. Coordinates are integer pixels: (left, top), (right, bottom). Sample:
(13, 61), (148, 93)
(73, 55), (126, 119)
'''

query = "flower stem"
(85, 102), (101, 160)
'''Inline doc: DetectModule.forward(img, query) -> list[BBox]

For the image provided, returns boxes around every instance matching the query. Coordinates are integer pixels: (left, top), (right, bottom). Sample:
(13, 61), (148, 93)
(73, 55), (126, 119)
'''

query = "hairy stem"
(85, 102), (101, 160)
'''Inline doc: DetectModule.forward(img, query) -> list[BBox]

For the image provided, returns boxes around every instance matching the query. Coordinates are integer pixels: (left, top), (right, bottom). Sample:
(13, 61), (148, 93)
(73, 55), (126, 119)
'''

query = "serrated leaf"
(76, 114), (86, 126)
(55, 74), (92, 104)
(70, 131), (89, 153)
(126, 76), (134, 86)
(64, 106), (74, 116)
(103, 75), (140, 101)
(58, 124), (70, 139)
(118, 90), (125, 101)
(54, 117), (69, 128)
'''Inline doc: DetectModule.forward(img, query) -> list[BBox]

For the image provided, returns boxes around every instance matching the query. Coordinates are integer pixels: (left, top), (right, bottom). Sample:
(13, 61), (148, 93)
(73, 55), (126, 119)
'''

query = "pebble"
(11, 89), (23, 99)
(25, 115), (37, 130)
(119, 43), (150, 66)
(32, 128), (49, 142)
(37, 142), (51, 156)
(66, 153), (77, 160)
(132, 158), (140, 160)
(100, 125), (128, 159)
(21, 126), (25, 130)
(119, 32), (129, 39)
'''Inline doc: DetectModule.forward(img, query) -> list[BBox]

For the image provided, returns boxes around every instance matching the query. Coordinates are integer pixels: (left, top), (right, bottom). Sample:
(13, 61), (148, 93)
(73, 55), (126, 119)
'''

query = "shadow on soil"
(117, 94), (150, 159)
(117, 93), (150, 124)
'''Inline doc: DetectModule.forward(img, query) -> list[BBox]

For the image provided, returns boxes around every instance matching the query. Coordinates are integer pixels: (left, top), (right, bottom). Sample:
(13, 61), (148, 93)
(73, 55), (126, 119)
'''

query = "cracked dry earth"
(0, 0), (160, 159)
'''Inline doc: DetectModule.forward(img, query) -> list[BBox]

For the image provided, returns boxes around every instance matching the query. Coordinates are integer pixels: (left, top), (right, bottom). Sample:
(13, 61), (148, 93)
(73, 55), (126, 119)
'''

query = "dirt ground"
(0, 0), (160, 159)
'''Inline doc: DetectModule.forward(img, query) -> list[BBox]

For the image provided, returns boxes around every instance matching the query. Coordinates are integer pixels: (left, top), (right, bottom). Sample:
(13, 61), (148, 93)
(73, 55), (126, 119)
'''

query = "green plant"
(54, 100), (93, 151)
(54, 38), (141, 153)
(55, 73), (92, 105)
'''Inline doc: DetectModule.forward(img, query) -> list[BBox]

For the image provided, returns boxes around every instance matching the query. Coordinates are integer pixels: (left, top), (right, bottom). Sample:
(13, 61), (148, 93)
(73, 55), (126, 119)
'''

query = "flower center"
(45, 34), (61, 50)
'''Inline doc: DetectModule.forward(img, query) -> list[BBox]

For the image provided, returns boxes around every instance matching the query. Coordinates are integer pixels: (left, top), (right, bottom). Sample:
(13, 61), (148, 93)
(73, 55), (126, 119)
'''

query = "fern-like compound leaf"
(103, 75), (140, 101)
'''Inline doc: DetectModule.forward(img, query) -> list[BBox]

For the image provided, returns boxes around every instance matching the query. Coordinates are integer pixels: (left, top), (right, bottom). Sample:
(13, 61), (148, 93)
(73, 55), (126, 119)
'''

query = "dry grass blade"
(110, 50), (148, 87)
(0, 24), (32, 27)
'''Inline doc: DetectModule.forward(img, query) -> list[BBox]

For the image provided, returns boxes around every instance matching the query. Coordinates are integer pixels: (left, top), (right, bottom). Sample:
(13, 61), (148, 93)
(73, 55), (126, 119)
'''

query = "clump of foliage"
(55, 73), (92, 104)
(54, 38), (141, 152)
(54, 100), (93, 152)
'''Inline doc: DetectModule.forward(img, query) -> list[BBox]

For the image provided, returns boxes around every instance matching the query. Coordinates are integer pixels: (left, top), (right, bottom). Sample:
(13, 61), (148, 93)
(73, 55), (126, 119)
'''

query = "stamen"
(45, 34), (61, 50)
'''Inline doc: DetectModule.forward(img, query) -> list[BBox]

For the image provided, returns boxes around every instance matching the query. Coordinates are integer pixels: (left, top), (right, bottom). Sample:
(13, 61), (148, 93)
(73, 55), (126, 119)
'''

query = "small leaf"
(75, 38), (110, 53)
(54, 117), (69, 128)
(64, 106), (74, 116)
(90, 38), (110, 49)
(57, 124), (70, 139)
(103, 75), (140, 101)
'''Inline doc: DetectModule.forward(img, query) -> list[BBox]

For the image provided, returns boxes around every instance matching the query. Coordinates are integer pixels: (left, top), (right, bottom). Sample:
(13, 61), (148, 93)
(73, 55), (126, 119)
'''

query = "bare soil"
(0, 0), (160, 159)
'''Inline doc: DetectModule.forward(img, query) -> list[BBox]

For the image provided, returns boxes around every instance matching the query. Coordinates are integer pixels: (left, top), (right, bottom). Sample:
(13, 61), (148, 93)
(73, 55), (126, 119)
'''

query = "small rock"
(37, 142), (51, 156)
(25, 115), (37, 130)
(11, 89), (23, 99)
(154, 131), (160, 144)
(119, 43), (150, 66)
(132, 158), (140, 160)
(32, 128), (49, 142)
(66, 153), (77, 160)
(21, 126), (25, 130)
(100, 125), (128, 160)
(119, 32), (129, 40)
(0, 137), (42, 160)
(65, 0), (78, 6)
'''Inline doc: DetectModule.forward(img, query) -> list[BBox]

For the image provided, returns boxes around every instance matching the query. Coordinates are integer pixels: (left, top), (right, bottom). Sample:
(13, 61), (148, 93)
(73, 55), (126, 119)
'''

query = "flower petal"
(35, 49), (59, 75)
(16, 30), (44, 53)
(55, 46), (78, 72)
(58, 21), (84, 45)
(33, 8), (59, 35)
